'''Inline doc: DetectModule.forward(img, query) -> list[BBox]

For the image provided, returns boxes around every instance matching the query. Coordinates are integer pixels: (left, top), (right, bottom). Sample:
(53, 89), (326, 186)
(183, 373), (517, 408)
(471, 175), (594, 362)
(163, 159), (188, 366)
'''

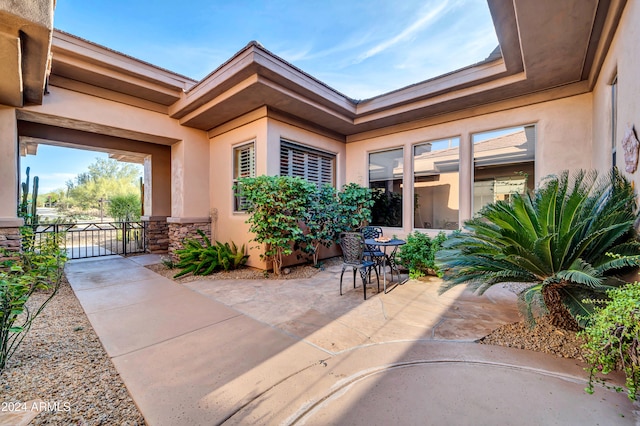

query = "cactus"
(30, 176), (39, 224)
(18, 167), (40, 225)
(18, 167), (30, 218)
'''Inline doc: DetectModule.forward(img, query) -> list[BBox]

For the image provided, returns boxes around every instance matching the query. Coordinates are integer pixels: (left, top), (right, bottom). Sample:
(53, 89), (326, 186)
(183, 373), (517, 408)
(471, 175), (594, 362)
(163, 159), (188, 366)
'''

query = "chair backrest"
(340, 232), (365, 265)
(360, 226), (382, 252)
(361, 226), (382, 240)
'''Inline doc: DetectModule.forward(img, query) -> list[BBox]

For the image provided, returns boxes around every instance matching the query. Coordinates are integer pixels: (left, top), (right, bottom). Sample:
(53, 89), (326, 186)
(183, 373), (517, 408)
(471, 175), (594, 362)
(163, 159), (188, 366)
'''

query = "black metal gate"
(32, 222), (147, 259)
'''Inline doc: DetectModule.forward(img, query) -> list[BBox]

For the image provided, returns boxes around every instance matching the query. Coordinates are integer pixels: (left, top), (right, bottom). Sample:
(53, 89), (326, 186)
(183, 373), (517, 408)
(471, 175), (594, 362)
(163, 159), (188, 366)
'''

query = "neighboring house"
(0, 0), (638, 269)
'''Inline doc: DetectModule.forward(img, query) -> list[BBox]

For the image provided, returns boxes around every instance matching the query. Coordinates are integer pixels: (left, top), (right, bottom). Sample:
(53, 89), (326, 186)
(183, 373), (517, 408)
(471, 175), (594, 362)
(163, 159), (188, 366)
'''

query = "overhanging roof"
(43, 0), (627, 137)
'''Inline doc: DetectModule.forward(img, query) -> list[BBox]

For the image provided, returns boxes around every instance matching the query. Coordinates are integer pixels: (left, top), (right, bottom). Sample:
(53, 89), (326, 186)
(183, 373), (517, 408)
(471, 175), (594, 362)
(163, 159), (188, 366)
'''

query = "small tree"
(301, 184), (339, 265)
(237, 175), (316, 275)
(337, 183), (374, 233)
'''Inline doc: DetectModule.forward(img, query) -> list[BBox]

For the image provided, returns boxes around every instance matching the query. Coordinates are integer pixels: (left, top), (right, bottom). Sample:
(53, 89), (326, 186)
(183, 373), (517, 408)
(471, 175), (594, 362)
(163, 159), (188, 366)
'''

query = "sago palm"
(436, 169), (640, 330)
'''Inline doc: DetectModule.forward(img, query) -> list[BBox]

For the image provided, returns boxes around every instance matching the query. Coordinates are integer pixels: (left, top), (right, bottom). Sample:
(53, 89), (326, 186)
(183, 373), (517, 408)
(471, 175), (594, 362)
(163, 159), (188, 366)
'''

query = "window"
(280, 140), (335, 187)
(612, 75), (618, 167)
(233, 142), (255, 212)
(369, 148), (403, 227)
(472, 125), (536, 215)
(413, 138), (460, 229)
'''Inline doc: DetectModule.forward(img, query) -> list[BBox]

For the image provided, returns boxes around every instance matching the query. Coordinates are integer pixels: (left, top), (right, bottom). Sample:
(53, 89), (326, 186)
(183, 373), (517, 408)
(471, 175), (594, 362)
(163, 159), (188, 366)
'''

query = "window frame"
(471, 124), (536, 216)
(368, 146), (404, 228)
(412, 136), (461, 231)
(611, 74), (618, 168)
(232, 140), (256, 213)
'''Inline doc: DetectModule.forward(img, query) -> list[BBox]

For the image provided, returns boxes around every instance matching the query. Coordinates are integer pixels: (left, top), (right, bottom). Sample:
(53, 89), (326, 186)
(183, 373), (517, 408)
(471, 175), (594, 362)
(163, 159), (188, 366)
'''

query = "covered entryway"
(13, 113), (173, 257)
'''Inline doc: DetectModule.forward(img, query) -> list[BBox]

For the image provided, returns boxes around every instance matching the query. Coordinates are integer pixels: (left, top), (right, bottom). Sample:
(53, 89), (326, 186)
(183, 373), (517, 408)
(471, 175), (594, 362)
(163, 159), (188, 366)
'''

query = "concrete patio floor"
(63, 254), (639, 425)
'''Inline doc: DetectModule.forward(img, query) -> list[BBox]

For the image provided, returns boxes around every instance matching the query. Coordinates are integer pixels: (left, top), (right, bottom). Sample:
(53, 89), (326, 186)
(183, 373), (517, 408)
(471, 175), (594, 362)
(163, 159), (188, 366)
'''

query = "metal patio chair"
(339, 232), (380, 300)
(360, 226), (385, 273)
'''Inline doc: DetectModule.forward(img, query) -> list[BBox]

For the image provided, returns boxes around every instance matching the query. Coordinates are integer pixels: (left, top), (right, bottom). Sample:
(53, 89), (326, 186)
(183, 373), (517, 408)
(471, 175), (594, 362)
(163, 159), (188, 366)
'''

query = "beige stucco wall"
(592, 0), (640, 189)
(346, 93), (593, 238)
(209, 113), (269, 268)
(170, 135), (210, 219)
(210, 110), (346, 269)
(0, 107), (22, 226)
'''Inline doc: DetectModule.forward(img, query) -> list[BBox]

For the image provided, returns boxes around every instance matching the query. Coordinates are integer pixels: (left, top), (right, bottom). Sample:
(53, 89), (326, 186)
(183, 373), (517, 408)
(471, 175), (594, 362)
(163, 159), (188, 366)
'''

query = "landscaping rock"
(0, 277), (145, 425)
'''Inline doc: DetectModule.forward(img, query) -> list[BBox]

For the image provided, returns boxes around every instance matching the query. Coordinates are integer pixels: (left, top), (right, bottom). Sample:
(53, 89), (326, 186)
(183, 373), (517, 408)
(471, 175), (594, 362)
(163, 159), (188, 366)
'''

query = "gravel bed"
(0, 276), (145, 425)
(148, 256), (343, 283)
(479, 316), (586, 361)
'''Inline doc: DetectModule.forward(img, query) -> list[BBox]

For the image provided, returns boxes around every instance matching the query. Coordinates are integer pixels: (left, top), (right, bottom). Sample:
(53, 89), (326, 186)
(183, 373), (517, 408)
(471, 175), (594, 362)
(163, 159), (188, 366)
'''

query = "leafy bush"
(398, 231), (447, 279)
(237, 175), (316, 275)
(0, 228), (67, 371)
(436, 169), (640, 330)
(580, 282), (640, 401)
(301, 184), (339, 265)
(174, 230), (248, 278)
(337, 183), (374, 232)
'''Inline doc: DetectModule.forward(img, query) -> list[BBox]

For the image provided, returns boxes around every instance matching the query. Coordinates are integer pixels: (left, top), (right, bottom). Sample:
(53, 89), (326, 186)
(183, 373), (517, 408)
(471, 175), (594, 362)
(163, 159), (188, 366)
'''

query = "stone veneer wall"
(168, 221), (212, 260)
(0, 227), (21, 253)
(143, 218), (170, 253)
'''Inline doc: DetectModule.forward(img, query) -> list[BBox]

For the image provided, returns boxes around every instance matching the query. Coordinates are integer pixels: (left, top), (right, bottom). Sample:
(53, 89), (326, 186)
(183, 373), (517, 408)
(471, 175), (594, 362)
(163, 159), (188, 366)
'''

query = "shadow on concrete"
(65, 255), (639, 425)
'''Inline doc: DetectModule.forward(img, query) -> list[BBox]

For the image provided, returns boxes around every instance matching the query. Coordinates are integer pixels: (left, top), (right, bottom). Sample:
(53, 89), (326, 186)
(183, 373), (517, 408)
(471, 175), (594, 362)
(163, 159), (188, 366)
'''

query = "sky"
(22, 0), (498, 193)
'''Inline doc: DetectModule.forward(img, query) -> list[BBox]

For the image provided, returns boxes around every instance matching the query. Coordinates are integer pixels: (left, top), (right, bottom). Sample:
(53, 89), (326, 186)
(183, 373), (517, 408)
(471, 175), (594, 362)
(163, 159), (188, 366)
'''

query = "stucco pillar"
(140, 152), (172, 253)
(459, 133), (473, 224)
(0, 107), (23, 252)
(403, 142), (413, 234)
(146, 153), (171, 217)
(168, 134), (210, 259)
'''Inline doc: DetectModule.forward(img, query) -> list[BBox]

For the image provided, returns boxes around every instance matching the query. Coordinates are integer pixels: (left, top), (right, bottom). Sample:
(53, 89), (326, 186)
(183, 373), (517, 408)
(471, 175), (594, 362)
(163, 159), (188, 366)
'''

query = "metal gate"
(31, 221), (147, 259)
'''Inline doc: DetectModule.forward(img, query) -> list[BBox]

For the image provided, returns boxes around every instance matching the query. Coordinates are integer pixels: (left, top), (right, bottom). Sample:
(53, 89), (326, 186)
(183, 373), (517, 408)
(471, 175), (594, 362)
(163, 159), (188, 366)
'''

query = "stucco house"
(0, 0), (638, 269)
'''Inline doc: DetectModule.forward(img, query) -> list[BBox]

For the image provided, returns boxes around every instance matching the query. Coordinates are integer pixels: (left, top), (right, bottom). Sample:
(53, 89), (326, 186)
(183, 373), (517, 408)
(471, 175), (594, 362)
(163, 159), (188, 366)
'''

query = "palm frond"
(555, 258), (602, 288)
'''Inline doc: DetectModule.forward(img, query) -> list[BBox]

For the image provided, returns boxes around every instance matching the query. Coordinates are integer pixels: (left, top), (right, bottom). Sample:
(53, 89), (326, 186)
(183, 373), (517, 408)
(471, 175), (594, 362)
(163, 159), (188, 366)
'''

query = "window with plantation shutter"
(280, 140), (335, 187)
(233, 142), (255, 212)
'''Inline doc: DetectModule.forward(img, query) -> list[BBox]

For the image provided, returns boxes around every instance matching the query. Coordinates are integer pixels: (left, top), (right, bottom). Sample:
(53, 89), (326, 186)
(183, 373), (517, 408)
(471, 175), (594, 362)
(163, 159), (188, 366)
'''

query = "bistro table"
(364, 237), (406, 293)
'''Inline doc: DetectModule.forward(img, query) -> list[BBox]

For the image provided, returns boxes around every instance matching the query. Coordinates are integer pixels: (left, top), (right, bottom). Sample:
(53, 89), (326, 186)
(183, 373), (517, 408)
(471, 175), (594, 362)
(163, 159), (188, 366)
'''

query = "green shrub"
(580, 282), (640, 401)
(0, 228), (67, 371)
(107, 193), (141, 222)
(301, 184), (339, 265)
(336, 183), (374, 232)
(398, 231), (447, 279)
(174, 230), (248, 278)
(237, 175), (316, 275)
(436, 169), (640, 331)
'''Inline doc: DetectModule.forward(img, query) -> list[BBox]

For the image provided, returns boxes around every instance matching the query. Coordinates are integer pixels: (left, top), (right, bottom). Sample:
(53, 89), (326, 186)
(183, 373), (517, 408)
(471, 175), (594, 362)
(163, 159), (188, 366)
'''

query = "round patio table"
(364, 238), (406, 293)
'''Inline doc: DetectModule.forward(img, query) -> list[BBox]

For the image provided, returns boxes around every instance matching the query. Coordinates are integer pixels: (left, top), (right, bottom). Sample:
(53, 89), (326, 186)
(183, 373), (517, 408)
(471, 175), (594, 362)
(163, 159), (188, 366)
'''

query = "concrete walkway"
(65, 255), (639, 425)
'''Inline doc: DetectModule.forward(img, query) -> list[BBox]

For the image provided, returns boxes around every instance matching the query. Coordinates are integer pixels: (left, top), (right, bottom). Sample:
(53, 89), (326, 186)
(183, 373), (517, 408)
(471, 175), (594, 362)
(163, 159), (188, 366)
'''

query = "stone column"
(141, 215), (169, 253)
(167, 217), (212, 260)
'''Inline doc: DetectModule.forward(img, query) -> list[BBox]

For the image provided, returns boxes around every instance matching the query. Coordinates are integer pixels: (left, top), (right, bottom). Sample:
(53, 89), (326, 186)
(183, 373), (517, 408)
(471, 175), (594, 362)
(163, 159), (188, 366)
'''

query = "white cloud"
(353, 1), (452, 64)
